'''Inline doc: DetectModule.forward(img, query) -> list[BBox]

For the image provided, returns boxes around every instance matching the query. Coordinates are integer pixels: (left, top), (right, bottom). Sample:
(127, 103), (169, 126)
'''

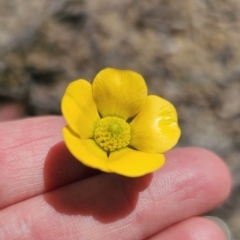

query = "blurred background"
(0, 0), (239, 238)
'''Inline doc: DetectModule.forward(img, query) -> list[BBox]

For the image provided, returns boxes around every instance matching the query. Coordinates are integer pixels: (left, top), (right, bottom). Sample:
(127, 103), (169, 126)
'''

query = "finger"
(0, 117), (98, 209)
(146, 217), (229, 240)
(0, 147), (231, 240)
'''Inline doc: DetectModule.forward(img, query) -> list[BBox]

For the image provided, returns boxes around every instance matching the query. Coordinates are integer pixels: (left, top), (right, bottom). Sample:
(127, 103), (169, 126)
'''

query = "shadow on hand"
(43, 142), (152, 223)
(43, 141), (99, 191)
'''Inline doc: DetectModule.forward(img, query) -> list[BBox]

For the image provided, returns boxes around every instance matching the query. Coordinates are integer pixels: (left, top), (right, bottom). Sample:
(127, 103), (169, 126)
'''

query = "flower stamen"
(94, 117), (131, 152)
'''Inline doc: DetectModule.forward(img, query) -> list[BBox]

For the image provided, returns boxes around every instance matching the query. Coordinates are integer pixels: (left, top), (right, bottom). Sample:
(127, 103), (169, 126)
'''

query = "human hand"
(0, 117), (231, 239)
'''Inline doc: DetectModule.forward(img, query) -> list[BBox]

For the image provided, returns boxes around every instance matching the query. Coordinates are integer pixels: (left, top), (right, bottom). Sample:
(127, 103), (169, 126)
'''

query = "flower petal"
(63, 126), (108, 172)
(92, 68), (147, 120)
(61, 80), (100, 139)
(130, 95), (181, 153)
(108, 147), (165, 177)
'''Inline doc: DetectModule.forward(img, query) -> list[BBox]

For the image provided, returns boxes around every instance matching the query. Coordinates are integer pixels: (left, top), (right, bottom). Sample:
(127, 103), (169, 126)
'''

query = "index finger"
(0, 116), (98, 209)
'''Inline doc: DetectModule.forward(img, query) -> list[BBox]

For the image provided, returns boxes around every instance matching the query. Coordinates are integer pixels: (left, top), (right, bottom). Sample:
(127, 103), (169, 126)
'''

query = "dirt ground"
(1, 0), (240, 238)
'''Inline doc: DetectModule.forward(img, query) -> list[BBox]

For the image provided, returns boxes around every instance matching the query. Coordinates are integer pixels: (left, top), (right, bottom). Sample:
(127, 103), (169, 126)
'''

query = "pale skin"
(0, 117), (231, 240)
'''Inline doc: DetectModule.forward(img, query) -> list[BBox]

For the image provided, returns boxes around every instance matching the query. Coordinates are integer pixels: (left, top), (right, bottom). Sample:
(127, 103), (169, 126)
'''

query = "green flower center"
(94, 117), (131, 152)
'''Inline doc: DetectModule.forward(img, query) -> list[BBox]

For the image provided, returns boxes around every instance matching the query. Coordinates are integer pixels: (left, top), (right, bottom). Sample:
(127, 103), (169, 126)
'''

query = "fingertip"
(148, 217), (230, 240)
(204, 216), (231, 240)
(164, 147), (232, 207)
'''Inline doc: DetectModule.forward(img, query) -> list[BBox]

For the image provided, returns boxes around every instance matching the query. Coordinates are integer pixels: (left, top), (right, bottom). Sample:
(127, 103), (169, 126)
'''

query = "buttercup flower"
(62, 68), (181, 177)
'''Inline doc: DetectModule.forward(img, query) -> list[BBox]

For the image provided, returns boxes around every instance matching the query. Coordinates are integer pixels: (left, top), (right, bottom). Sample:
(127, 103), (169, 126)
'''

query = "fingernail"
(204, 216), (231, 240)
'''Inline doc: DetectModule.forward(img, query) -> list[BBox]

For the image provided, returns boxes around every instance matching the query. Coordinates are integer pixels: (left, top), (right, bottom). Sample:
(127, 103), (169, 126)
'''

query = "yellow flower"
(62, 68), (181, 177)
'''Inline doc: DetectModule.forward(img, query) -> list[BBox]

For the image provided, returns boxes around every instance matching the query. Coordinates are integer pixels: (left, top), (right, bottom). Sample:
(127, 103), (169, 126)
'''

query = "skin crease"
(0, 117), (232, 240)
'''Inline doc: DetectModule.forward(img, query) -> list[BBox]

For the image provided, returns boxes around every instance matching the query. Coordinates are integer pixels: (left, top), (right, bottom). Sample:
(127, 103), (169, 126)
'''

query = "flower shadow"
(43, 141), (99, 191)
(43, 141), (153, 224)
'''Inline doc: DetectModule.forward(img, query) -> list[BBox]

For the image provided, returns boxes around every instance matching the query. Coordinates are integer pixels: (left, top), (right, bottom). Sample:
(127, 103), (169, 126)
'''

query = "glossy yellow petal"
(61, 80), (100, 139)
(63, 126), (109, 172)
(92, 68), (147, 120)
(108, 147), (165, 177)
(130, 95), (181, 153)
